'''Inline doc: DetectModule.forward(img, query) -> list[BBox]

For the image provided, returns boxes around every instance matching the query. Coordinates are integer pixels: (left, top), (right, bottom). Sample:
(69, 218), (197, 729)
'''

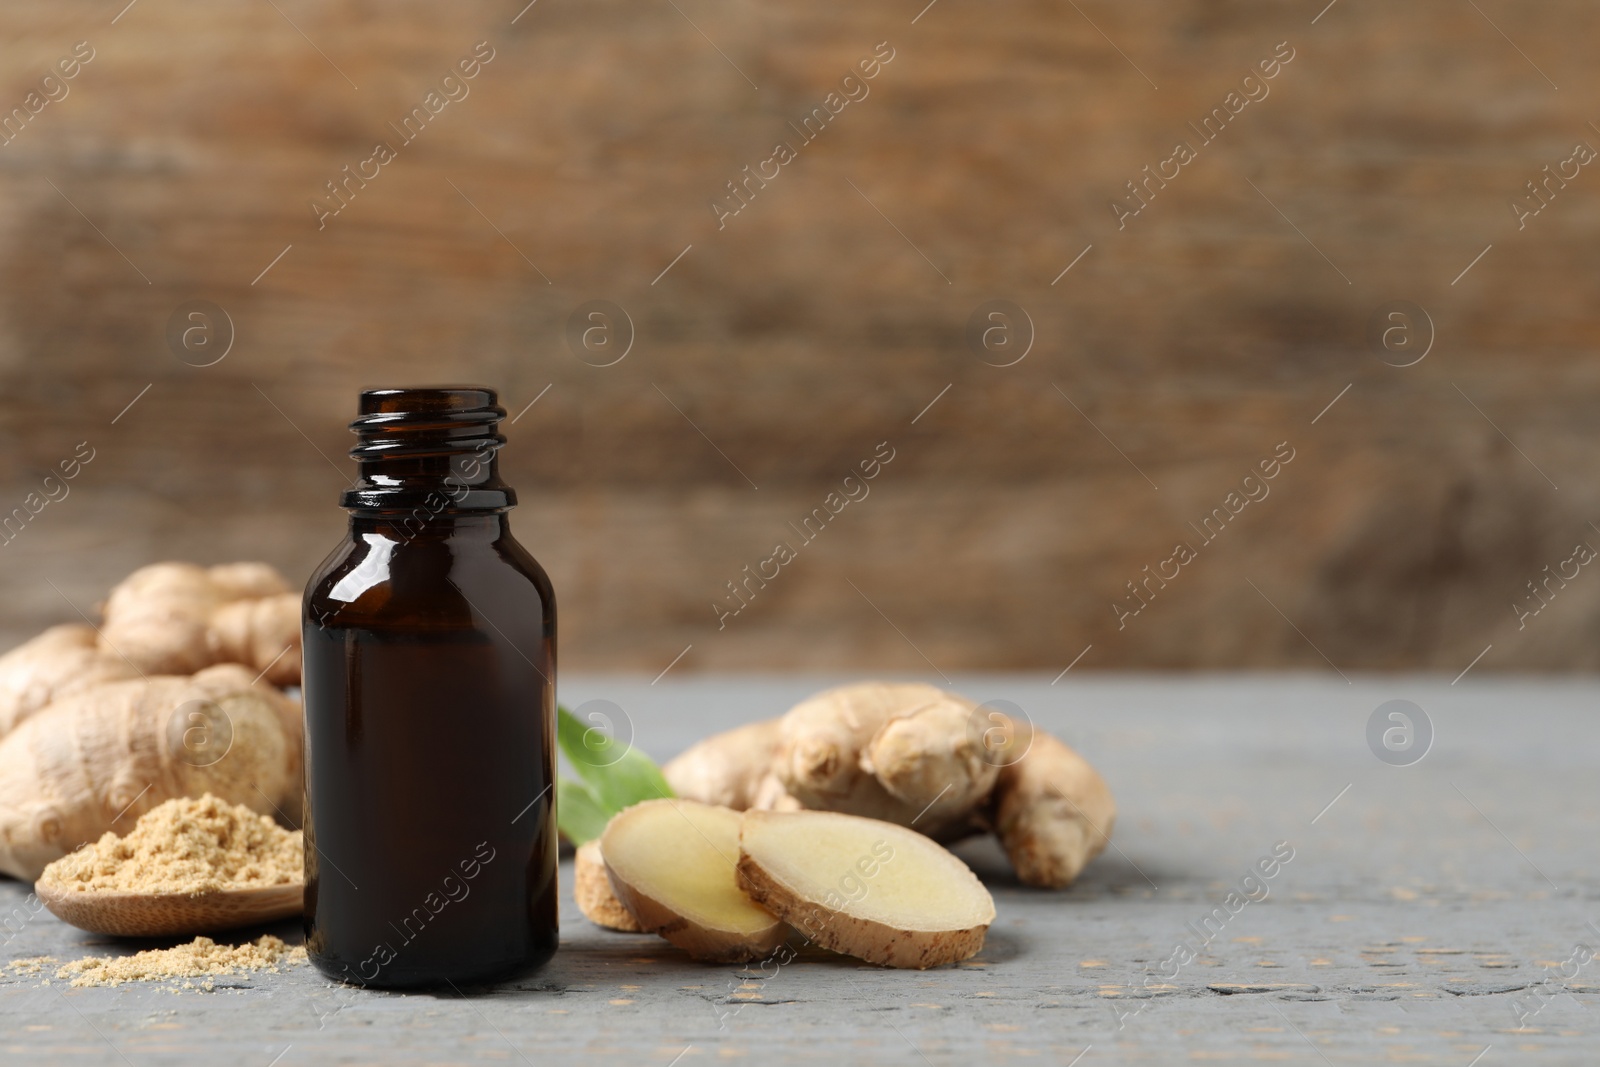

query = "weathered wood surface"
(0, 2), (1598, 671)
(1, 675), (1594, 1065)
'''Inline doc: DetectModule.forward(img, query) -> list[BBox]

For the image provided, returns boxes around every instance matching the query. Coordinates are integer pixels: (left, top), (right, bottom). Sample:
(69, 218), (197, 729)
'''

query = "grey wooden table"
(2, 674), (1595, 1066)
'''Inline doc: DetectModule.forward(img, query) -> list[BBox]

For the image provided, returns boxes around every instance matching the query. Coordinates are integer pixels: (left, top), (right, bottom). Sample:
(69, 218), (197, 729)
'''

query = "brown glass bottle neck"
(346, 511), (508, 540)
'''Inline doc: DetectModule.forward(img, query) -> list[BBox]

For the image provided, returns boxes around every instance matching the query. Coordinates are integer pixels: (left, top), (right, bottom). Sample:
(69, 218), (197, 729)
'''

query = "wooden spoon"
(34, 873), (302, 938)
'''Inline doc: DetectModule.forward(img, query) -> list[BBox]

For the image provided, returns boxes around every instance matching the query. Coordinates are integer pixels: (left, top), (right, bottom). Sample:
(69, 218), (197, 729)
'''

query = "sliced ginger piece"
(736, 810), (995, 969)
(573, 840), (643, 932)
(600, 799), (786, 962)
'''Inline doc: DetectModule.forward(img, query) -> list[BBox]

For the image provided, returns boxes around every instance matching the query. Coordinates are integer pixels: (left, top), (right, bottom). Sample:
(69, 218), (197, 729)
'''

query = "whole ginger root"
(664, 681), (1114, 889)
(0, 562), (303, 744)
(991, 728), (1115, 888)
(0, 625), (141, 737)
(0, 664), (302, 881)
(771, 682), (998, 840)
(97, 562), (301, 686)
(662, 718), (788, 812)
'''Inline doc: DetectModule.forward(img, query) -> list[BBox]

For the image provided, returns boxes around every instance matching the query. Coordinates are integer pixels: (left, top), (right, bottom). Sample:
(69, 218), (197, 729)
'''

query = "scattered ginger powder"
(42, 793), (302, 895)
(57, 935), (306, 988)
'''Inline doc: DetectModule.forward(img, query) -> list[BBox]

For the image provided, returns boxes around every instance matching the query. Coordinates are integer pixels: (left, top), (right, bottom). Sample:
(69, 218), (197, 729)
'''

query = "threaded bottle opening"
(341, 386), (515, 512)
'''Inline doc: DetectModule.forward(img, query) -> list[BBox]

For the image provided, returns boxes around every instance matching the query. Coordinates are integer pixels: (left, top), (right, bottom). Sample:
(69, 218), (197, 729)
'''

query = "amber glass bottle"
(301, 387), (557, 989)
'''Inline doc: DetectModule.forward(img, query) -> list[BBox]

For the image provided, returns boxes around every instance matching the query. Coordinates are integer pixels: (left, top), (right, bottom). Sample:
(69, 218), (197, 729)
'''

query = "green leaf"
(557, 704), (674, 816)
(556, 777), (612, 845)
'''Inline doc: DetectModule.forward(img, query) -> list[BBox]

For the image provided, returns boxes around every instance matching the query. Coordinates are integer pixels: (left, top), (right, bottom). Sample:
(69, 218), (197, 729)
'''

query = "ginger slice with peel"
(736, 809), (995, 969)
(573, 840), (643, 933)
(600, 799), (786, 962)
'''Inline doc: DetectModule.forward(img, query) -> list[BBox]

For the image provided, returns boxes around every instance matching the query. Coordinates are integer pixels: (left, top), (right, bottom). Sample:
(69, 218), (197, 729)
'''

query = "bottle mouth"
(341, 386), (515, 512)
(349, 387), (506, 461)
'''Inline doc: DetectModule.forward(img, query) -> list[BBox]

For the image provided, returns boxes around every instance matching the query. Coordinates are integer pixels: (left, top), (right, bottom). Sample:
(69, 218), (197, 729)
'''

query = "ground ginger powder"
(38, 795), (308, 988)
(57, 935), (306, 988)
(43, 794), (302, 894)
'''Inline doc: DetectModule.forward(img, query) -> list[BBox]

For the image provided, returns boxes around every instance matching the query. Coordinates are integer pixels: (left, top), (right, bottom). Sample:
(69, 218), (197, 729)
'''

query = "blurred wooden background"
(0, 0), (1596, 673)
